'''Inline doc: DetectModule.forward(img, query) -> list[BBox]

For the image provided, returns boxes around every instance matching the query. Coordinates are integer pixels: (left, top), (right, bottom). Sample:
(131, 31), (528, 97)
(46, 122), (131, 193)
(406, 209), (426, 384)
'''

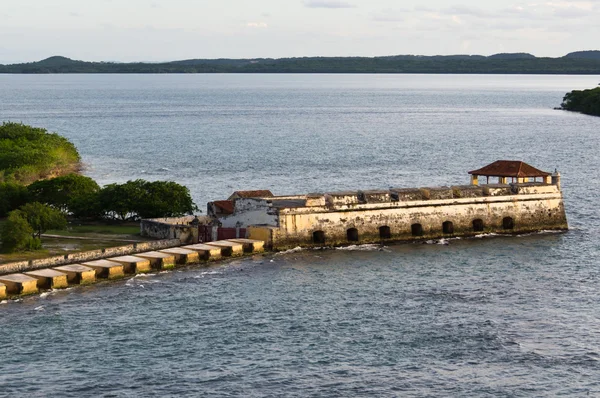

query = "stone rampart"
(268, 188), (568, 250)
(0, 239), (181, 276)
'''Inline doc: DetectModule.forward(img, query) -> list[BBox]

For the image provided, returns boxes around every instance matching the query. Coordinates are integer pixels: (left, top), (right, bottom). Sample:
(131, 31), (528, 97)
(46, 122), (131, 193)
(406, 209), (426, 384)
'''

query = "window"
(313, 230), (325, 244)
(379, 226), (391, 239)
(347, 228), (359, 242)
(411, 223), (423, 236)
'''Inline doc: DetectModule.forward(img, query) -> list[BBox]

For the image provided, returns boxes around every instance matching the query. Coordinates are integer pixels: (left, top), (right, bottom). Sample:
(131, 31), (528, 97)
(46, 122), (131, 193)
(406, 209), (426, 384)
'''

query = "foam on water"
(336, 244), (387, 251)
(0, 74), (599, 397)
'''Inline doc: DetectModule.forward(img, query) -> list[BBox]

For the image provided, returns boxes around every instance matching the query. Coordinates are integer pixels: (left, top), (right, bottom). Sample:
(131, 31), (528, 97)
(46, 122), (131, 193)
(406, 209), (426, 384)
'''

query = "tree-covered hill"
(0, 122), (81, 184)
(561, 87), (600, 117)
(1, 51), (600, 74)
(564, 50), (600, 60)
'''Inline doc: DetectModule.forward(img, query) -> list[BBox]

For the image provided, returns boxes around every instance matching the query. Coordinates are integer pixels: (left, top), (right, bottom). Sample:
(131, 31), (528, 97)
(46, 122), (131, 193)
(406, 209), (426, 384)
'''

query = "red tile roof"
(228, 190), (274, 199)
(212, 200), (234, 214)
(469, 160), (550, 177)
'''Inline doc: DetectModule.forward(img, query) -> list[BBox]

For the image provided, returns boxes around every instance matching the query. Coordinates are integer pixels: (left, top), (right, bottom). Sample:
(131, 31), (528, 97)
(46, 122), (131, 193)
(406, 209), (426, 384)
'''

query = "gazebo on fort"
(468, 160), (552, 185)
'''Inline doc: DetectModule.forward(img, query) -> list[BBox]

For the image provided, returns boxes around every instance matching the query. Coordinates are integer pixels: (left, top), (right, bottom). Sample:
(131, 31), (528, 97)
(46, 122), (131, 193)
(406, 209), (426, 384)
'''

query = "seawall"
(247, 184), (568, 250)
(0, 239), (181, 276)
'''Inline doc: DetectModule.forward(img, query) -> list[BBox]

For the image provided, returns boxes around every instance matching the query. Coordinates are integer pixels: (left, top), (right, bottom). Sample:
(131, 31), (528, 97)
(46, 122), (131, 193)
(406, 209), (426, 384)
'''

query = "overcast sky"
(1, 0), (599, 63)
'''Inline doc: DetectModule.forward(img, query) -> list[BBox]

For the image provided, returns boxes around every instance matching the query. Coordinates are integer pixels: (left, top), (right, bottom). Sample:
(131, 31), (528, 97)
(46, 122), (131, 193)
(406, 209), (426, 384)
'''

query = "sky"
(1, 0), (599, 63)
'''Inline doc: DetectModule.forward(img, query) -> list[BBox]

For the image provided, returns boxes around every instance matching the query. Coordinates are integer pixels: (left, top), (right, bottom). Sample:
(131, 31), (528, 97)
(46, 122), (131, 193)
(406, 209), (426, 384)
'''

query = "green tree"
(98, 181), (145, 221)
(136, 180), (198, 218)
(562, 87), (600, 116)
(69, 191), (103, 219)
(28, 174), (100, 212)
(98, 180), (198, 220)
(0, 182), (30, 217)
(19, 202), (67, 238)
(1, 210), (34, 252)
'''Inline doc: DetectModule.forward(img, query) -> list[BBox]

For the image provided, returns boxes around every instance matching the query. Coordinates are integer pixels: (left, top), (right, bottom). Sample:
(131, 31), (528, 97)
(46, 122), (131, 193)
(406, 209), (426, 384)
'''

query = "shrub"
(1, 210), (34, 252)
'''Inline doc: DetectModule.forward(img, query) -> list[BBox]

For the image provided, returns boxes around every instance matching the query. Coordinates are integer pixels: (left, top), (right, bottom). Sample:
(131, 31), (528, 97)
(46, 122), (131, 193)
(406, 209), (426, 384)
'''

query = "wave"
(336, 244), (389, 251)
(275, 246), (305, 255)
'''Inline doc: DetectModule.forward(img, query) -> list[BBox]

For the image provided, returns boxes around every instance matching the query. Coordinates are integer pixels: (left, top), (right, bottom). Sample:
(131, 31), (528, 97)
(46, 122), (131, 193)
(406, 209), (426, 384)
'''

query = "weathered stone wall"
(0, 239), (181, 276)
(140, 219), (198, 243)
(270, 188), (567, 250)
(217, 198), (278, 228)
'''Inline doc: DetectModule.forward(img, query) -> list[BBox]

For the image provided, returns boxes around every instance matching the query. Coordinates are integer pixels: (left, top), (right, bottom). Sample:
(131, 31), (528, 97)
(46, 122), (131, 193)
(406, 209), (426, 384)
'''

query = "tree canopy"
(0, 122), (81, 184)
(1, 203), (66, 252)
(561, 86), (600, 117)
(99, 180), (198, 221)
(18, 202), (67, 238)
(1, 210), (34, 252)
(0, 182), (30, 217)
(28, 174), (100, 212)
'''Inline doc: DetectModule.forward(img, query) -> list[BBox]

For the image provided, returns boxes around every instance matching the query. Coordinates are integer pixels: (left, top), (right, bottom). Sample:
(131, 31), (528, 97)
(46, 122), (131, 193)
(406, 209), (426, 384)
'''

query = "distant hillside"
(487, 53), (536, 59)
(1, 51), (600, 74)
(564, 50), (600, 60)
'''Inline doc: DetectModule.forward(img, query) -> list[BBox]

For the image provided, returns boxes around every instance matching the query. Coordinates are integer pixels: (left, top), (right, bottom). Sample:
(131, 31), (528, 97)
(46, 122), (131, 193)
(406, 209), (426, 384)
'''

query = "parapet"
(390, 188), (426, 201)
(420, 187), (453, 200)
(452, 185), (484, 198)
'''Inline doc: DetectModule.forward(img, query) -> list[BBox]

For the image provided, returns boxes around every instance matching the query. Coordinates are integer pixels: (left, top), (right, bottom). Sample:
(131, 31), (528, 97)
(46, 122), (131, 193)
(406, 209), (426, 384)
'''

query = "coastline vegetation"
(0, 123), (198, 253)
(561, 86), (600, 116)
(0, 122), (81, 185)
(1, 51), (600, 74)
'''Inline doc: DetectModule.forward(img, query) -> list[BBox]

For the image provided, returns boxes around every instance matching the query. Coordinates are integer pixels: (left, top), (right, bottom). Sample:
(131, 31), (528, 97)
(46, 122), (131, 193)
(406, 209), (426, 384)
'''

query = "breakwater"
(0, 238), (264, 299)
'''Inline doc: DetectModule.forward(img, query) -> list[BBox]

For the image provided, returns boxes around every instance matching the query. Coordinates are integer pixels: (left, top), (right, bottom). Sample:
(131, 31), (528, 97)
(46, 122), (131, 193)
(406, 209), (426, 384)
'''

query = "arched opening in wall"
(379, 226), (391, 239)
(502, 216), (515, 230)
(442, 221), (454, 234)
(472, 219), (484, 232)
(347, 228), (359, 242)
(411, 223), (423, 237)
(313, 230), (326, 244)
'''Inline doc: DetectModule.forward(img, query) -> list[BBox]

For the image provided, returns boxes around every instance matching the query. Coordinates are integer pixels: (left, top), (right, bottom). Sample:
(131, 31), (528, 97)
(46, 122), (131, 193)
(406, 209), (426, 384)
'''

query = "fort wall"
(140, 217), (206, 243)
(258, 184), (567, 250)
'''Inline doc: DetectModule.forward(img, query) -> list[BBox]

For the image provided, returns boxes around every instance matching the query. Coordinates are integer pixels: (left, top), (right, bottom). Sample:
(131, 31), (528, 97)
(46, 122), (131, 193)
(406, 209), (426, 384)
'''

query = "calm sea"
(1, 74), (600, 397)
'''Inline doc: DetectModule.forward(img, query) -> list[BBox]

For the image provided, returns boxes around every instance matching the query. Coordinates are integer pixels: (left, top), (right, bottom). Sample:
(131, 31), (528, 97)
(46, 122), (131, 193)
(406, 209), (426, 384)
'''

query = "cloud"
(303, 0), (355, 9)
(442, 6), (493, 18)
(247, 22), (268, 28)
(372, 15), (404, 22)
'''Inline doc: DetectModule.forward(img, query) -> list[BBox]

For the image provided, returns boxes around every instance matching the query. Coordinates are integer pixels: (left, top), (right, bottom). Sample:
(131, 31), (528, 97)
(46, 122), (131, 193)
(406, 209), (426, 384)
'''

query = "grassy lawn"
(0, 220), (148, 265)
(0, 237), (129, 264)
(46, 223), (141, 237)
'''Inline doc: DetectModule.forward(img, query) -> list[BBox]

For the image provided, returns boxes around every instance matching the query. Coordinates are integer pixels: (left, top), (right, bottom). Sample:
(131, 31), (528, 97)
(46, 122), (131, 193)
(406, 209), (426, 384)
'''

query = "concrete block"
(25, 269), (69, 290)
(53, 264), (96, 285)
(0, 283), (6, 300)
(82, 260), (125, 279)
(182, 244), (222, 261)
(109, 256), (152, 274)
(135, 251), (176, 270)
(228, 238), (265, 253)
(159, 247), (200, 264)
(204, 240), (244, 257)
(0, 273), (39, 295)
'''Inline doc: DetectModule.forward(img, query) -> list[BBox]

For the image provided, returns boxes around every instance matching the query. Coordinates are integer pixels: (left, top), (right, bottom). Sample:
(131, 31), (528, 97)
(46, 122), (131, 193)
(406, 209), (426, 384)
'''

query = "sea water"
(0, 74), (599, 396)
